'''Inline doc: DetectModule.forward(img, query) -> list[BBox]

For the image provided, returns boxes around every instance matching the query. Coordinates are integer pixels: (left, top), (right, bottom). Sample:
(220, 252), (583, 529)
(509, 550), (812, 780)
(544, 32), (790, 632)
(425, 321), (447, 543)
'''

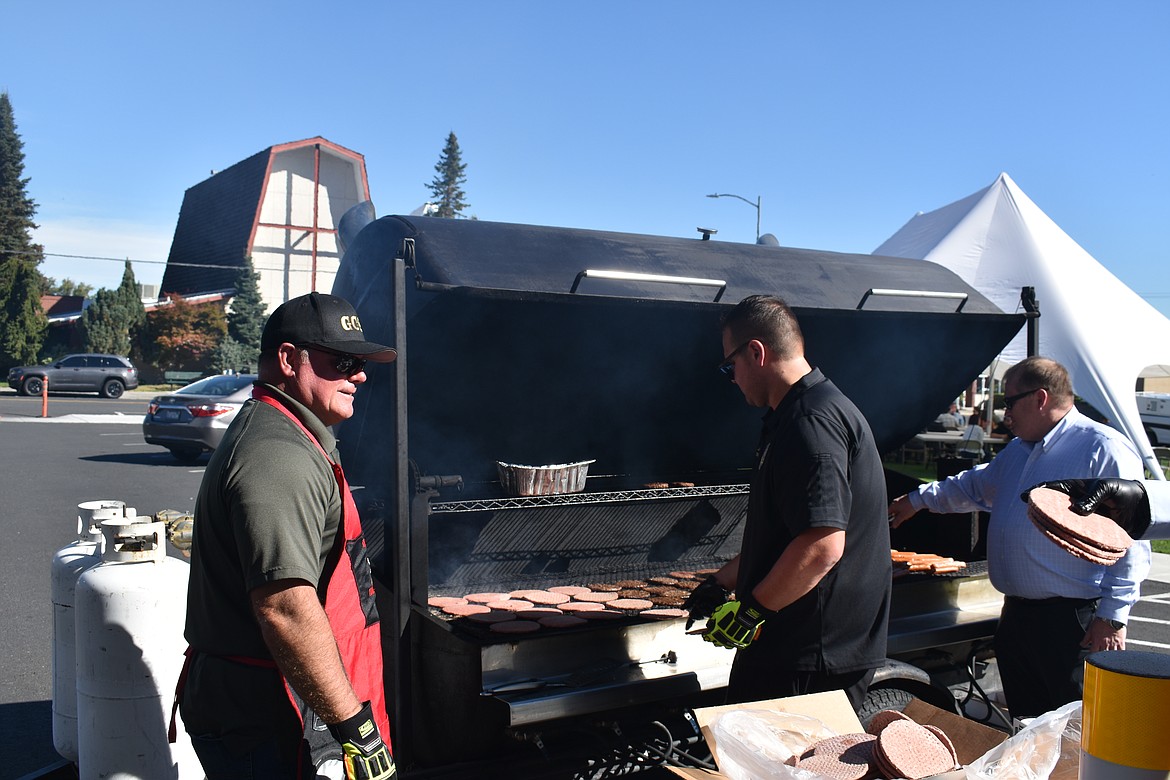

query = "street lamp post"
(707, 193), (761, 241)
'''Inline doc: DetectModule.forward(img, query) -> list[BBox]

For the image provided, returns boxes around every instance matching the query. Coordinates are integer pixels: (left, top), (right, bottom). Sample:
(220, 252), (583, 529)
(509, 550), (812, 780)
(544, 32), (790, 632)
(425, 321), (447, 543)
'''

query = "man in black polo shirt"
(686, 294), (891, 710)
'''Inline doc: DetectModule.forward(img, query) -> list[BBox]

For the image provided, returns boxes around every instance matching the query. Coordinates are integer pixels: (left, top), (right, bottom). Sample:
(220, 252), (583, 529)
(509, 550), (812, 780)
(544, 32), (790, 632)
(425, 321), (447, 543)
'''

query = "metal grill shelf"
(430, 484), (750, 513)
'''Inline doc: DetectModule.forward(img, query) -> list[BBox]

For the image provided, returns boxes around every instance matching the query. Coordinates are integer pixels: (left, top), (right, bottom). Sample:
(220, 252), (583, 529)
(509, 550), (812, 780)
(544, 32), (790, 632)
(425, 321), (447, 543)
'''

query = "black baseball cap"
(261, 292), (396, 362)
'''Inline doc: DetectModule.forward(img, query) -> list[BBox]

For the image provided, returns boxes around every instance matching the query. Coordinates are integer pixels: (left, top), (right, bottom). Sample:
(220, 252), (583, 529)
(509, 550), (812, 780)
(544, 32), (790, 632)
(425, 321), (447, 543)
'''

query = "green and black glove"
(327, 701), (396, 780)
(1022, 479), (1151, 539)
(683, 575), (730, 629)
(703, 593), (776, 649)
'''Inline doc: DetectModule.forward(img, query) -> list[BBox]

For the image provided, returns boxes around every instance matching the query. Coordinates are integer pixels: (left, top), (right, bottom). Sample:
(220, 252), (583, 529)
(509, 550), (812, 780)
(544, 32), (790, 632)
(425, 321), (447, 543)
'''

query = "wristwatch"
(1103, 618), (1126, 630)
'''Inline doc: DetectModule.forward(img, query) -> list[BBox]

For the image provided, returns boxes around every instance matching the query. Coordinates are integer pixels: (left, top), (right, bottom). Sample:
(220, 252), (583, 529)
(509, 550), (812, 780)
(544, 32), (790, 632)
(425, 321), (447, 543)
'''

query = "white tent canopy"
(875, 172), (1170, 479)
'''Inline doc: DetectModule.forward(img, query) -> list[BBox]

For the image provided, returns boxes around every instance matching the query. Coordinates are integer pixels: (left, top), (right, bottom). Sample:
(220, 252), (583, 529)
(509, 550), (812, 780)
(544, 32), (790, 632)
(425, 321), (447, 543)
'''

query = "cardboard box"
(669, 691), (1009, 780)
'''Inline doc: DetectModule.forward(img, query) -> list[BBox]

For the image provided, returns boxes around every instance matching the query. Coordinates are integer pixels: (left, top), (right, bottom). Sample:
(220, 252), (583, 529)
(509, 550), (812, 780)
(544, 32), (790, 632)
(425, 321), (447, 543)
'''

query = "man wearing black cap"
(179, 292), (398, 779)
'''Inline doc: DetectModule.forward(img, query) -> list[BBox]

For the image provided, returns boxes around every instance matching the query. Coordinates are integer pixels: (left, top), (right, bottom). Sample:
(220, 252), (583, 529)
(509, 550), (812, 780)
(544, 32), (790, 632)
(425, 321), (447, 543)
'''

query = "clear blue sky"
(4, 1), (1168, 317)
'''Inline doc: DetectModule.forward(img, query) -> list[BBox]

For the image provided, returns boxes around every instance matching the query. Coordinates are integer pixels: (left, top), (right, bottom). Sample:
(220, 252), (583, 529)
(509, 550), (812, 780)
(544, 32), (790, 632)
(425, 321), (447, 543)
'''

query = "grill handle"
(857, 288), (969, 311)
(570, 269), (728, 302)
(418, 474), (464, 492)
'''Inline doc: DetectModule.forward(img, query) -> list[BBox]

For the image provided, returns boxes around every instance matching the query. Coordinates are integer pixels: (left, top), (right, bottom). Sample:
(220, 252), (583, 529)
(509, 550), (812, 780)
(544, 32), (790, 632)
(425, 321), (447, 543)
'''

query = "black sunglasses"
(300, 346), (367, 376)
(1002, 387), (1042, 411)
(718, 341), (752, 379)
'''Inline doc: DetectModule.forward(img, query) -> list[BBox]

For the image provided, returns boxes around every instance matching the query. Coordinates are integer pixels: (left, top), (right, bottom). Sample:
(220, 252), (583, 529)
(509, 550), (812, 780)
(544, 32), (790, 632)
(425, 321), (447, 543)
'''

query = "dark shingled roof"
(41, 295), (86, 319)
(159, 147), (270, 296)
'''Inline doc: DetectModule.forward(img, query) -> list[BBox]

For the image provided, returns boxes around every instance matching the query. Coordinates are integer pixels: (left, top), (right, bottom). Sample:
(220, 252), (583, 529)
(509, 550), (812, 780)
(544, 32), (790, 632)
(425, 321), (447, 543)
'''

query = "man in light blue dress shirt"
(889, 357), (1150, 718)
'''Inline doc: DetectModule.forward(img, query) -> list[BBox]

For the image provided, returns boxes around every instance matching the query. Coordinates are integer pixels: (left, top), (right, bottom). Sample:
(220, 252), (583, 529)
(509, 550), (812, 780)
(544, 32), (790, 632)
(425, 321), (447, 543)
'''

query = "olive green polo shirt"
(181, 383), (343, 744)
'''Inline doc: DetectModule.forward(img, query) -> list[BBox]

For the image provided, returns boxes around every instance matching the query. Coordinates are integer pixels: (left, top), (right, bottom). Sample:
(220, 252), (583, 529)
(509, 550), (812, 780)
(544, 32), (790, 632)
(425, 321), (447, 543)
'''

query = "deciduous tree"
(45, 278), (95, 298)
(143, 294), (227, 370)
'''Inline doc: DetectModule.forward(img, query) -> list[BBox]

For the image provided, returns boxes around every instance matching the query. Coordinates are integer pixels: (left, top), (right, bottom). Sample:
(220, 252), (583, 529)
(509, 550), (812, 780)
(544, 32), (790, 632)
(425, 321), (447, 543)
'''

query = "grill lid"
(334, 216), (1023, 499)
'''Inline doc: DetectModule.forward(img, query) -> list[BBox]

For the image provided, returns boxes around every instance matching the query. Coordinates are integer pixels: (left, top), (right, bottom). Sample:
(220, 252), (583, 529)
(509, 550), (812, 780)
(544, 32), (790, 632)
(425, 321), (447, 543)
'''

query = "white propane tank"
(51, 499), (125, 764)
(75, 517), (201, 779)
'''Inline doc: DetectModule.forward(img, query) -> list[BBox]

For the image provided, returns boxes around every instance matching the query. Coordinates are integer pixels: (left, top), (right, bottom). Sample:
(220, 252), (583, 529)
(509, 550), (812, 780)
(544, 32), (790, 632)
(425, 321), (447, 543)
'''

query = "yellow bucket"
(1081, 650), (1170, 778)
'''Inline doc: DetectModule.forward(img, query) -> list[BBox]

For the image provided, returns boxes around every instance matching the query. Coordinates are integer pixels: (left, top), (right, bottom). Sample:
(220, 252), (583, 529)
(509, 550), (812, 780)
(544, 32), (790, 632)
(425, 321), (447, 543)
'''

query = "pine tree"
(80, 288), (125, 354)
(0, 92), (47, 368)
(116, 261), (146, 333)
(117, 261), (147, 360)
(80, 262), (147, 356)
(426, 132), (470, 218)
(0, 259), (47, 364)
(0, 93), (40, 263)
(227, 256), (264, 350)
(211, 256), (264, 372)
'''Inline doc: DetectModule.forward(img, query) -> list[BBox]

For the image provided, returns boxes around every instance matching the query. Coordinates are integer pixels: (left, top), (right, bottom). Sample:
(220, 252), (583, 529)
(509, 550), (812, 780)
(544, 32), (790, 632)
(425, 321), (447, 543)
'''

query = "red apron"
(172, 389), (391, 770)
(252, 389), (392, 762)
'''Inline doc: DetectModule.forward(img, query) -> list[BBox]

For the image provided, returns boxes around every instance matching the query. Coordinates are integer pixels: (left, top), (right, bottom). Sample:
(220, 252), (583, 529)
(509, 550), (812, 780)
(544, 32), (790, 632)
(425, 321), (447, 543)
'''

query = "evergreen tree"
(116, 261), (146, 333)
(0, 92), (47, 368)
(0, 93), (40, 263)
(426, 132), (470, 218)
(80, 288), (125, 354)
(116, 261), (147, 359)
(227, 257), (264, 350)
(0, 259), (47, 365)
(211, 257), (265, 373)
(80, 262), (147, 356)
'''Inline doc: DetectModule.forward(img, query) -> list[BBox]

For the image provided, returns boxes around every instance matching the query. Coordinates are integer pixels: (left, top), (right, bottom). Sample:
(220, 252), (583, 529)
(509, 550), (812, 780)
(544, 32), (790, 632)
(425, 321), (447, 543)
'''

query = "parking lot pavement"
(1130, 579), (1170, 653)
(1150, 552), (1170, 583)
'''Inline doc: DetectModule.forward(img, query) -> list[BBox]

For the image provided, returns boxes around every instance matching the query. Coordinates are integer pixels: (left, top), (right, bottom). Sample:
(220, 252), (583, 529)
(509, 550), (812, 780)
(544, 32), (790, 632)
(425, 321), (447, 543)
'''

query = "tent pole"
(1022, 286), (1040, 357)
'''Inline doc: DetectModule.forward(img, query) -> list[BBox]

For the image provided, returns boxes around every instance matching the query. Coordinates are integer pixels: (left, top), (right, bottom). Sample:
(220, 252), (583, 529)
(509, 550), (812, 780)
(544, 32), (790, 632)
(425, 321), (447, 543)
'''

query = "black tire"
(168, 446), (203, 464)
(101, 379), (125, 399)
(857, 686), (915, 729)
(22, 376), (44, 396)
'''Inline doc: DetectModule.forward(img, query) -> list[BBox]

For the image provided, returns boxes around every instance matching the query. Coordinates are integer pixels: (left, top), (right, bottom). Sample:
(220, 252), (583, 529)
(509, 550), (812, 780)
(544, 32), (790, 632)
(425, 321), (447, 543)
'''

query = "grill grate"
(426, 493), (746, 593)
(430, 484), (749, 513)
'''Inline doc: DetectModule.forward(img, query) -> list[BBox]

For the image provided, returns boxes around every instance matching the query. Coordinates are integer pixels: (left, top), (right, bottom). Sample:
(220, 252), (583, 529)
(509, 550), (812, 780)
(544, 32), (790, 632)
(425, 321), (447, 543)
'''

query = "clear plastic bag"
(964, 701), (1082, 779)
(709, 709), (838, 780)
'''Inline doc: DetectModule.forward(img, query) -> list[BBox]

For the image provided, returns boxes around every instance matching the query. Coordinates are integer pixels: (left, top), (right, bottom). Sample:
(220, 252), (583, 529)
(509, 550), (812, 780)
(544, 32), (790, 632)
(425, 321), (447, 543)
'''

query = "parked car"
(142, 374), (257, 462)
(7, 353), (139, 398)
(1138, 391), (1170, 446)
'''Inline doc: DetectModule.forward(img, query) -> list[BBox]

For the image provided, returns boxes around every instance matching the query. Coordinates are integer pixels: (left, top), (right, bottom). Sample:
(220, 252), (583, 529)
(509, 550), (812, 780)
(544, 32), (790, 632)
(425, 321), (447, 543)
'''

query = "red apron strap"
(168, 646), (193, 744)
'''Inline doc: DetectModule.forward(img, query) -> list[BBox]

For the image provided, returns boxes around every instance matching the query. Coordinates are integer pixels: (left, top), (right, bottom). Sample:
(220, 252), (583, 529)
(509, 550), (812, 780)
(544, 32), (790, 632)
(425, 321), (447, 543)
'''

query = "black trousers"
(994, 595), (1098, 718)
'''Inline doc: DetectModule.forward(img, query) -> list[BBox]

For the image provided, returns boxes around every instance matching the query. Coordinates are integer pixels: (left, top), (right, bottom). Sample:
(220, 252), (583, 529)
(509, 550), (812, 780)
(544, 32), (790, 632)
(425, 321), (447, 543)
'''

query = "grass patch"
(1154, 540), (1170, 555)
(882, 459), (935, 483)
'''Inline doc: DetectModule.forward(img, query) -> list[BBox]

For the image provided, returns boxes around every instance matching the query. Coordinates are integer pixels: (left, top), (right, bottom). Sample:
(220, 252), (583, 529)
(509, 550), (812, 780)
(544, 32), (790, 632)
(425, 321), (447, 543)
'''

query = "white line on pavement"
(1142, 594), (1170, 605)
(1126, 638), (1170, 650)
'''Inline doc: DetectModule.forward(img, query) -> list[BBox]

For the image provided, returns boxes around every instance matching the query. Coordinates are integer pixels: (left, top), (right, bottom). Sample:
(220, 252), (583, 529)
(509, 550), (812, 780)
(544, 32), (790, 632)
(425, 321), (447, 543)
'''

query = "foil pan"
(496, 459), (596, 496)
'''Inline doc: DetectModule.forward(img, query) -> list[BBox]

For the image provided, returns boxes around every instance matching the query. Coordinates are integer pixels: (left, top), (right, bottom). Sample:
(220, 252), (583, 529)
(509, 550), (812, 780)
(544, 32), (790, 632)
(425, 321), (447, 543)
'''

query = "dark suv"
(7, 354), (139, 398)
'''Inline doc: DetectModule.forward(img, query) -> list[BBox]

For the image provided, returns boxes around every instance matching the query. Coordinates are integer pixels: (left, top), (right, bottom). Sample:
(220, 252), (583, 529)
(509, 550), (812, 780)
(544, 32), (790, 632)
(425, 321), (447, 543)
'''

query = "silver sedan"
(142, 374), (257, 462)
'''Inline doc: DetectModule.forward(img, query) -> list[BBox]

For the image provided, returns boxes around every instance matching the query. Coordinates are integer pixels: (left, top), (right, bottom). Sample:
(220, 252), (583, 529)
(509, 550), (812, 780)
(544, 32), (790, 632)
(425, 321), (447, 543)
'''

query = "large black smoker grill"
(333, 216), (1026, 777)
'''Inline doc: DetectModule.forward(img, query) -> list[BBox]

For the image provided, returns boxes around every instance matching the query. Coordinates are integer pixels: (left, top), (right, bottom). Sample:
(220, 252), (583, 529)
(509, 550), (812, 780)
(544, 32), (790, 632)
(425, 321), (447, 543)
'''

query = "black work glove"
(683, 575), (730, 629)
(327, 701), (396, 780)
(703, 593), (777, 649)
(1022, 479), (1151, 540)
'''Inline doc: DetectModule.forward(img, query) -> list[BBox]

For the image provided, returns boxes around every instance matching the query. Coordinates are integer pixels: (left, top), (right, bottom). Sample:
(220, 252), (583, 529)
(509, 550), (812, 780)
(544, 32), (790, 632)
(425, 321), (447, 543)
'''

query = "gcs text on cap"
(261, 292), (396, 362)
